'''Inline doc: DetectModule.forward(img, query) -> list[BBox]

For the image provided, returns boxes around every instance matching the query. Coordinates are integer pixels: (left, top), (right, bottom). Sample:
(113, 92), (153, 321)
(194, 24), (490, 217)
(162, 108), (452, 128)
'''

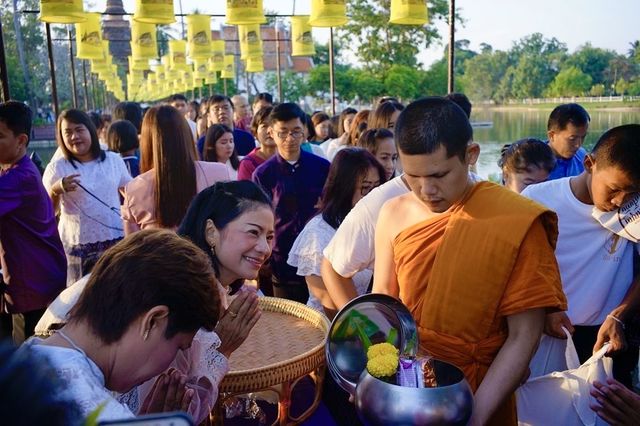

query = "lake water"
(29, 108), (640, 180)
(470, 108), (640, 180)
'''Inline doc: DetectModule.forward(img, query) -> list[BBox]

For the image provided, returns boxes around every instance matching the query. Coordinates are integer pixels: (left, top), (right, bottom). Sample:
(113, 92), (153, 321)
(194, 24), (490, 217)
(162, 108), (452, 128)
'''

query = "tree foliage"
(336, 0), (449, 72)
(545, 66), (592, 97)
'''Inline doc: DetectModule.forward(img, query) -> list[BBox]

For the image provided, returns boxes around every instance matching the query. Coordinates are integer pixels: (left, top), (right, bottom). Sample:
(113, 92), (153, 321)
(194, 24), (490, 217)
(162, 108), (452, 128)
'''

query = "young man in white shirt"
(522, 124), (640, 388)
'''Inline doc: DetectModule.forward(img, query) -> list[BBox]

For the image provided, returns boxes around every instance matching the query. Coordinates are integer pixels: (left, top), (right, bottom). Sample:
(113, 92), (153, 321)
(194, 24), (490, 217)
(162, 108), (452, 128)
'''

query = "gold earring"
(143, 329), (149, 341)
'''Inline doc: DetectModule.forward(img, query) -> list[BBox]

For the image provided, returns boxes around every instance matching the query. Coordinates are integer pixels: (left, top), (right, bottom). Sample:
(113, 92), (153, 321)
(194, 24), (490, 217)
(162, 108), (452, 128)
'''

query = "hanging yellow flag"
(40, 0), (86, 24)
(128, 55), (150, 71)
(290, 16), (315, 56)
(238, 24), (263, 60)
(210, 40), (225, 71)
(131, 21), (158, 59)
(225, 0), (266, 25)
(193, 59), (209, 79)
(133, 0), (176, 24)
(309, 0), (347, 27)
(186, 14), (212, 59)
(389, 0), (429, 25)
(245, 56), (264, 73)
(169, 40), (188, 71)
(205, 71), (218, 85)
(221, 54), (235, 79)
(75, 13), (103, 59)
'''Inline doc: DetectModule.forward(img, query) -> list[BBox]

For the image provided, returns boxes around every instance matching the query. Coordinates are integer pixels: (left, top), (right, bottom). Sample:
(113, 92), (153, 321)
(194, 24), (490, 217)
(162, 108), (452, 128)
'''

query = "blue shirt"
(252, 150), (330, 283)
(197, 128), (256, 159)
(122, 156), (140, 178)
(547, 145), (587, 181)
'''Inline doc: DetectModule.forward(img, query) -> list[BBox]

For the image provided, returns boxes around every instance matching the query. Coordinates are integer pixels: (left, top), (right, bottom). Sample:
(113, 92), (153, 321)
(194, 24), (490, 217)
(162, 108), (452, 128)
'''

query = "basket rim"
(222, 297), (329, 377)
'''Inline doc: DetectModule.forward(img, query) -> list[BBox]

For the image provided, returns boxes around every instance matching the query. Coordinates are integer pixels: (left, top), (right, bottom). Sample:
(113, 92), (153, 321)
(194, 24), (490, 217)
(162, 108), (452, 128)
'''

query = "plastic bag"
(517, 327), (613, 426)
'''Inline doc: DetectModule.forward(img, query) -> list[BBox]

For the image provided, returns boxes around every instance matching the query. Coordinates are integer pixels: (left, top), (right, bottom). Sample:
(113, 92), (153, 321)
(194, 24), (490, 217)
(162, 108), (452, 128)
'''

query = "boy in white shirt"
(522, 124), (640, 387)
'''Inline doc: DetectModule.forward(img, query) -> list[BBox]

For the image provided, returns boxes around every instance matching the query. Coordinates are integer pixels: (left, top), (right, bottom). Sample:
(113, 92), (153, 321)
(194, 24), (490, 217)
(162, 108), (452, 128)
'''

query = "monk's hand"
(544, 311), (574, 339)
(594, 314), (626, 355)
(590, 379), (640, 426)
(215, 289), (261, 358)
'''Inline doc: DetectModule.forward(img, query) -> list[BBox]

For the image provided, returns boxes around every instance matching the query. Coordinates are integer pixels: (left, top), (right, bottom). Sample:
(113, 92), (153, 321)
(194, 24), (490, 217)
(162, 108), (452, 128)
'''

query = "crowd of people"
(1, 91), (639, 426)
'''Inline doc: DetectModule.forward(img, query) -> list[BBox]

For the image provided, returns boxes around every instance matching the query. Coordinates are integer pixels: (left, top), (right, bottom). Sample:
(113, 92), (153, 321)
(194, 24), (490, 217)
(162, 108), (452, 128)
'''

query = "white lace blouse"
(288, 215), (373, 310)
(42, 151), (132, 248)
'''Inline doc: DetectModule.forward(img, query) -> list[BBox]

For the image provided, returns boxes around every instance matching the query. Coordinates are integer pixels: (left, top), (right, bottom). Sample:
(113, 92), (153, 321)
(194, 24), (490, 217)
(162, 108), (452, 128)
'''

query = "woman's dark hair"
(88, 111), (104, 131)
(178, 181), (272, 278)
(203, 123), (240, 170)
(250, 105), (274, 137)
(0, 341), (83, 425)
(311, 112), (331, 128)
(320, 148), (386, 229)
(57, 109), (105, 167)
(189, 100), (200, 120)
(69, 229), (220, 344)
(337, 107), (357, 137)
(106, 120), (139, 153)
(357, 128), (394, 155)
(113, 101), (143, 134)
(498, 138), (556, 174)
(369, 101), (404, 130)
(305, 113), (316, 141)
(346, 109), (370, 146)
(139, 105), (197, 228)
(253, 92), (273, 106)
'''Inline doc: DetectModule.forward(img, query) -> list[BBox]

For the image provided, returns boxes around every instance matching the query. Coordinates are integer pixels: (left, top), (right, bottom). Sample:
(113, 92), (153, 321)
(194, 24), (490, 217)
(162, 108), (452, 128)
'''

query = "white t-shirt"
(288, 215), (373, 310)
(522, 177), (637, 325)
(187, 119), (198, 144)
(323, 176), (409, 276)
(224, 160), (238, 180)
(43, 151), (132, 248)
(323, 172), (482, 277)
(24, 340), (135, 421)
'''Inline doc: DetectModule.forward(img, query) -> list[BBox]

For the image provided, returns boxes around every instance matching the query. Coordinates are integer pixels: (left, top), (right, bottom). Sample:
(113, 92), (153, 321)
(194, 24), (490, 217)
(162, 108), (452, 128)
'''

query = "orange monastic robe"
(393, 182), (567, 425)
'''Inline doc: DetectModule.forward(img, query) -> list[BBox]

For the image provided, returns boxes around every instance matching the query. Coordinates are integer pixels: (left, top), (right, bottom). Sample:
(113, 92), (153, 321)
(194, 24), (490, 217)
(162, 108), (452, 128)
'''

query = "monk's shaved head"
(395, 97), (472, 161)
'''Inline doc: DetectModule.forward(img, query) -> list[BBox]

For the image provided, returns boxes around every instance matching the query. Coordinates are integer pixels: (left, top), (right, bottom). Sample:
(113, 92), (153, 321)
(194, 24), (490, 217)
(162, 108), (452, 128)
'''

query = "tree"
(420, 59), (448, 96)
(589, 84), (605, 96)
(563, 43), (615, 85)
(383, 65), (420, 101)
(264, 70), (308, 103)
(312, 41), (344, 66)
(615, 78), (629, 95)
(350, 69), (384, 103)
(628, 40), (640, 63)
(336, 0), (450, 72)
(460, 50), (509, 101)
(545, 66), (592, 97)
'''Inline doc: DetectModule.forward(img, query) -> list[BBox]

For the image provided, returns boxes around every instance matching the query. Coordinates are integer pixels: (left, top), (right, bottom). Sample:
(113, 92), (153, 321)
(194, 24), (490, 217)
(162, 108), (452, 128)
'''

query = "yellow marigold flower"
(367, 353), (399, 378)
(367, 342), (399, 359)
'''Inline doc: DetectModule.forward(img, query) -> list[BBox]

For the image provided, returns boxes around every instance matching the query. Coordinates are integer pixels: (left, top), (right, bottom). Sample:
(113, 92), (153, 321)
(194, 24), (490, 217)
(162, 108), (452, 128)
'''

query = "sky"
(93, 0), (640, 67)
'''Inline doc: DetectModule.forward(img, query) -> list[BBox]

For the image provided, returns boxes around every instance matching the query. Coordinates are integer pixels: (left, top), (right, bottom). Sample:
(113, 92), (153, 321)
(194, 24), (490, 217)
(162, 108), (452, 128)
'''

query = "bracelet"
(606, 314), (626, 329)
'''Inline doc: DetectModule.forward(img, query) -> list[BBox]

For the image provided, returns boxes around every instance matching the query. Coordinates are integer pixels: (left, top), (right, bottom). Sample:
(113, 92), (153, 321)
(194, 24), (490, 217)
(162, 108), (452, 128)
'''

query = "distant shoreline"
(476, 102), (640, 112)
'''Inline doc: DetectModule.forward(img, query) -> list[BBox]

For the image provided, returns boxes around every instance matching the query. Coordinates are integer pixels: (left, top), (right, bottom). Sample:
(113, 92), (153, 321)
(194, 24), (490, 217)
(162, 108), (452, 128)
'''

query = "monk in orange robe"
(373, 97), (567, 426)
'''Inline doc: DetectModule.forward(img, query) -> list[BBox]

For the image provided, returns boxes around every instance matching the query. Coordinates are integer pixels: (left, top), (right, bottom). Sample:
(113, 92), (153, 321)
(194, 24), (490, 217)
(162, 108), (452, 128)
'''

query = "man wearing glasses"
(252, 103), (330, 303)
(196, 95), (257, 157)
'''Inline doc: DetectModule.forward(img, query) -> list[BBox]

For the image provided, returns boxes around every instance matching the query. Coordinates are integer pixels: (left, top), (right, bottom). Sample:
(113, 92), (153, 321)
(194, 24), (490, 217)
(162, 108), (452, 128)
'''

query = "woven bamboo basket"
(219, 297), (329, 394)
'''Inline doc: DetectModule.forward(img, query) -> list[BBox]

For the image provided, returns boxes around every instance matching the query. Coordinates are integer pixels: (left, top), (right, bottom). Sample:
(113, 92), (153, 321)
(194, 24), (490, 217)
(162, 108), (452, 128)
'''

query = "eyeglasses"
(211, 104), (232, 113)
(275, 130), (305, 140)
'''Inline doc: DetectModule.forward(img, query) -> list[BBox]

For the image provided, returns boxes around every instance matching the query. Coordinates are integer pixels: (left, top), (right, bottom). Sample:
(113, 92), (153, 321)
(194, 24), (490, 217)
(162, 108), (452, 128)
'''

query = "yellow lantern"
(184, 71), (195, 90)
(151, 63), (166, 81)
(193, 59), (209, 79)
(290, 16), (315, 56)
(205, 71), (218, 85)
(40, 0), (86, 24)
(186, 14), (212, 59)
(309, 0), (347, 27)
(131, 21), (158, 59)
(210, 40), (225, 71)
(169, 40), (188, 71)
(389, 0), (429, 25)
(238, 24), (263, 60)
(221, 55), (235, 79)
(128, 55), (150, 71)
(133, 0), (176, 25)
(75, 13), (103, 59)
(245, 56), (263, 73)
(225, 0), (266, 25)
